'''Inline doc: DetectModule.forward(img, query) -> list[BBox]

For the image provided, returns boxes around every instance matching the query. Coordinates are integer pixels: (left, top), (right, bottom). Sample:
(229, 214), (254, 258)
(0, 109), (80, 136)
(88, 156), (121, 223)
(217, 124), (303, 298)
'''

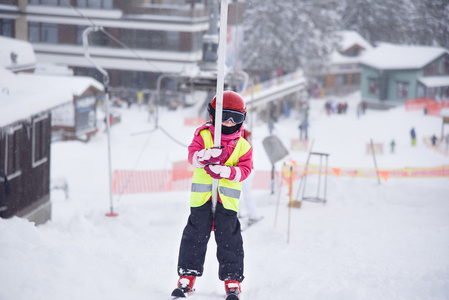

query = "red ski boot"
(171, 276), (196, 298)
(224, 280), (241, 300)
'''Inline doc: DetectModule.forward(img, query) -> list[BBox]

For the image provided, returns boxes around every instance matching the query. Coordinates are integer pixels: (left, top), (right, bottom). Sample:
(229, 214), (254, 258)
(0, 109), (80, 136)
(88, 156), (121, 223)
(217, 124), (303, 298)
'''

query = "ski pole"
(274, 163), (285, 228)
(287, 166), (293, 244)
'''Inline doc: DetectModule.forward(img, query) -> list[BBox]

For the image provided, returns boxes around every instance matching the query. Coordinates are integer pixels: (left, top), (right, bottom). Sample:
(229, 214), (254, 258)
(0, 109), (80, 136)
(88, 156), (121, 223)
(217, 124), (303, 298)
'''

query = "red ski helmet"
(210, 91), (246, 114)
(208, 91), (246, 134)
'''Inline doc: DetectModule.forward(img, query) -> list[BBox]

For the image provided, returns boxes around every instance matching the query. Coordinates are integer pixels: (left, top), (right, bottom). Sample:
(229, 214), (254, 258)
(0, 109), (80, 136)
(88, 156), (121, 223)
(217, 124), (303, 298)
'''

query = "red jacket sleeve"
(188, 133), (205, 165)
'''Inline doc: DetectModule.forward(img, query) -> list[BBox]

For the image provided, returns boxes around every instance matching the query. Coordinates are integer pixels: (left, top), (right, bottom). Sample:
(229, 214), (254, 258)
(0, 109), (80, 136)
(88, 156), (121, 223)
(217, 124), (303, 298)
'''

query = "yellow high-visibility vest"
(190, 129), (251, 212)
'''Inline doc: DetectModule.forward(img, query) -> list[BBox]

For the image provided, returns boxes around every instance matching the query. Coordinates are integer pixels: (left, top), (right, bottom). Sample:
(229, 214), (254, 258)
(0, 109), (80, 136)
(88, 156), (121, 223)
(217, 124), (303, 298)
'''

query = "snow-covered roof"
(35, 52), (200, 73)
(331, 51), (363, 65)
(338, 30), (372, 52)
(0, 67), (104, 127)
(0, 36), (36, 72)
(418, 76), (449, 88)
(34, 63), (74, 76)
(360, 43), (449, 70)
(329, 31), (371, 66)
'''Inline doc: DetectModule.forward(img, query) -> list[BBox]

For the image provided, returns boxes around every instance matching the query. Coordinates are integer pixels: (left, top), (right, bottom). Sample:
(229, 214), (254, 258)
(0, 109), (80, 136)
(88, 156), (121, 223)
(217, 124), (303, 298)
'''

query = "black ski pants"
(177, 200), (244, 282)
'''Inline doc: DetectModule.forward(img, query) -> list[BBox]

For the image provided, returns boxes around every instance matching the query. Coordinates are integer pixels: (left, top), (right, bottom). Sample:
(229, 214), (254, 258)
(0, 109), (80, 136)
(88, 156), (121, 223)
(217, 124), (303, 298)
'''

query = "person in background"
(431, 134), (438, 146)
(298, 119), (309, 140)
(446, 133), (449, 152)
(390, 139), (396, 153)
(410, 127), (417, 146)
(241, 129), (261, 226)
(172, 91), (252, 300)
(136, 90), (144, 109)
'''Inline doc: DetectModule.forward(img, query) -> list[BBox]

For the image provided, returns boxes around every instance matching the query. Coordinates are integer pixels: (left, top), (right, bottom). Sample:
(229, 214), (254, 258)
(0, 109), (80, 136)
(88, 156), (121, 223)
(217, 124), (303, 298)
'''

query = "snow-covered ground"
(1, 91), (449, 300)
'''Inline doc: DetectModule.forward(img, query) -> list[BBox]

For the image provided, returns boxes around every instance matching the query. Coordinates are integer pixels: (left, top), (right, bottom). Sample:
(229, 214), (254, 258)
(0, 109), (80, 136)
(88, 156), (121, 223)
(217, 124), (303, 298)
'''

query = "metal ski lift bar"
(211, 0), (229, 215)
(82, 26), (117, 217)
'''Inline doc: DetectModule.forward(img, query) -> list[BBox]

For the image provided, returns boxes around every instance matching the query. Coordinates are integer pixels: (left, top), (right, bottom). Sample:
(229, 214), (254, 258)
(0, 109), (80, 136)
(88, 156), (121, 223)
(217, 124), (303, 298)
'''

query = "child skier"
(171, 91), (252, 299)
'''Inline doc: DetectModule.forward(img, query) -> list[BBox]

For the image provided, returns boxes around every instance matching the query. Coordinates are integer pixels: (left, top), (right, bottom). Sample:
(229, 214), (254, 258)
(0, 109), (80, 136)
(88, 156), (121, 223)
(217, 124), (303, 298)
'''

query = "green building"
(360, 43), (449, 107)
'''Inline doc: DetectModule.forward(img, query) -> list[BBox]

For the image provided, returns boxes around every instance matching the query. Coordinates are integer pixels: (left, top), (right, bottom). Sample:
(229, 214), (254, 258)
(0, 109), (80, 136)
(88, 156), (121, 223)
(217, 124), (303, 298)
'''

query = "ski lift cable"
(116, 129), (155, 201)
(116, 125), (187, 200)
(71, 5), (201, 144)
(99, 28), (163, 74)
(71, 5), (164, 74)
(130, 126), (188, 148)
(70, 5), (96, 26)
(158, 126), (189, 148)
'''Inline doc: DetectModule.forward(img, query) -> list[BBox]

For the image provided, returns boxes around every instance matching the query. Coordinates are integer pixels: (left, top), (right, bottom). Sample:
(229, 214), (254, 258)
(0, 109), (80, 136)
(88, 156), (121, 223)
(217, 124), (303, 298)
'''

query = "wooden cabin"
(322, 31), (372, 96)
(50, 81), (103, 142)
(0, 111), (52, 224)
(1, 36), (104, 224)
(0, 68), (103, 225)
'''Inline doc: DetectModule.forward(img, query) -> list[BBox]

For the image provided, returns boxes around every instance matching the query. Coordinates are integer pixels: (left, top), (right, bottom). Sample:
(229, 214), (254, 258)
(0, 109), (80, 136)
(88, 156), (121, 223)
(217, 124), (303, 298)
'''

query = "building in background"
(322, 30), (372, 96)
(0, 0), (245, 98)
(360, 43), (449, 108)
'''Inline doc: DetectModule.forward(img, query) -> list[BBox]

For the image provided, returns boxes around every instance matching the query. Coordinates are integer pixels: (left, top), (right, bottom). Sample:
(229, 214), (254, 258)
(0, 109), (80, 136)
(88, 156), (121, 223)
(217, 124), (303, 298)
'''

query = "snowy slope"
(1, 91), (448, 300)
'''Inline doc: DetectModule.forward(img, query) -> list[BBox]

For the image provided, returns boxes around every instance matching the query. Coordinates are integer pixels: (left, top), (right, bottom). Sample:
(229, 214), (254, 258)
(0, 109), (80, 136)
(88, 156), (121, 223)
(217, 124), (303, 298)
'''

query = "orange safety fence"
(290, 165), (449, 182)
(423, 137), (449, 157)
(405, 98), (435, 110)
(427, 101), (449, 116)
(184, 118), (207, 126)
(112, 165), (449, 195)
(112, 169), (278, 195)
(405, 98), (449, 116)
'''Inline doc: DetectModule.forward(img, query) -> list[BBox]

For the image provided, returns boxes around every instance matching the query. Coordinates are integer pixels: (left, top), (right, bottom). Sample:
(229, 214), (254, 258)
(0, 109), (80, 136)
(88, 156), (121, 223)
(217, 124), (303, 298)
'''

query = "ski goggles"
(221, 109), (246, 124)
(208, 105), (246, 124)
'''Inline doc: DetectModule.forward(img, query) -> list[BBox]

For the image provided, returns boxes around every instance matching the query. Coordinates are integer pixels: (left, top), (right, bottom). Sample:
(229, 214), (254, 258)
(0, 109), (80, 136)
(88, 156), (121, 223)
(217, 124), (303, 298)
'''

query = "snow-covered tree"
(241, 0), (340, 76)
(339, 0), (416, 45)
(339, 0), (448, 48)
(412, 0), (449, 48)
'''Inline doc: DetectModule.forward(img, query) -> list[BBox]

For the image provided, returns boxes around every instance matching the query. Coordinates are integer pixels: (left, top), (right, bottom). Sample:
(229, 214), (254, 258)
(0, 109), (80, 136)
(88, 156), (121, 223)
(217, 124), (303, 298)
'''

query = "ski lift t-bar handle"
(82, 26), (115, 216)
(82, 26), (109, 86)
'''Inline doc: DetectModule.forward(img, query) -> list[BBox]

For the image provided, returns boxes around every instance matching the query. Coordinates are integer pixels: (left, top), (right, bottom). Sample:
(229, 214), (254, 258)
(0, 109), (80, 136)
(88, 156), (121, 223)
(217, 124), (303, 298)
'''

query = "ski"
(171, 287), (194, 298)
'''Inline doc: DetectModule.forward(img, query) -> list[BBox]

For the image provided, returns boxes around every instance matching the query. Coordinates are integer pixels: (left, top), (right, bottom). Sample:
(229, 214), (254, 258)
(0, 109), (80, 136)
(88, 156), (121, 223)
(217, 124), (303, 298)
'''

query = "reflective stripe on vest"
(191, 183), (212, 193)
(189, 129), (251, 212)
(219, 186), (241, 199)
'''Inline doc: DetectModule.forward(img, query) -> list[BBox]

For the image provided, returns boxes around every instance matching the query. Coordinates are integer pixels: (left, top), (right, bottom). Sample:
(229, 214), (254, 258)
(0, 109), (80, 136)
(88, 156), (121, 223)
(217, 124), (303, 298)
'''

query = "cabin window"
(32, 114), (49, 168)
(416, 84), (426, 98)
(444, 58), (449, 75)
(423, 61), (438, 76)
(368, 78), (379, 95)
(5, 124), (22, 180)
(335, 74), (346, 87)
(396, 81), (409, 98)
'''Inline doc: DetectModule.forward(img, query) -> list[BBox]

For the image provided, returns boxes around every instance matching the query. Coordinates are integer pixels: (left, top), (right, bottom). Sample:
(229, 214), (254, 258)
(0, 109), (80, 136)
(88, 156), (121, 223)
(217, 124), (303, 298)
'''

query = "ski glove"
(204, 164), (231, 179)
(197, 147), (228, 165)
